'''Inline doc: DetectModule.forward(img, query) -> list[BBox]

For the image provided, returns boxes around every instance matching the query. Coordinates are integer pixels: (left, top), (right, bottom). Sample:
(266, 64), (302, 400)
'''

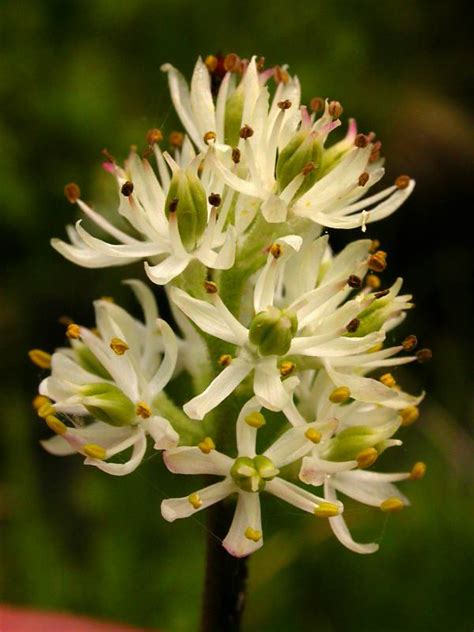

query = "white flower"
(37, 280), (179, 475)
(161, 397), (341, 557)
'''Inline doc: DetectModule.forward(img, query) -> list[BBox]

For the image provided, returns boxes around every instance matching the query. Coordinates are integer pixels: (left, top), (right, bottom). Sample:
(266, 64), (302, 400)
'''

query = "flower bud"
(224, 89), (244, 146)
(249, 306), (298, 356)
(276, 131), (322, 199)
(323, 423), (398, 462)
(79, 382), (136, 427)
(165, 169), (208, 251)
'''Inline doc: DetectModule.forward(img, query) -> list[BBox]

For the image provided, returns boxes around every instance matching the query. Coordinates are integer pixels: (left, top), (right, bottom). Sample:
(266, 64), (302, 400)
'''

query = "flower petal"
(161, 479), (236, 522)
(223, 492), (263, 558)
(163, 446), (233, 476)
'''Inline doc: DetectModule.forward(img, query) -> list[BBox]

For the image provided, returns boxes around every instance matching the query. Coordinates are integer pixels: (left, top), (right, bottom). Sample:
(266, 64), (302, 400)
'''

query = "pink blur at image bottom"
(0, 606), (154, 632)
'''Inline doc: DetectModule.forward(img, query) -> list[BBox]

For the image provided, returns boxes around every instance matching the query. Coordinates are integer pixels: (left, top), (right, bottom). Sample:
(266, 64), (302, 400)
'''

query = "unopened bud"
(80, 382), (136, 427)
(249, 307), (298, 356)
(165, 168), (208, 250)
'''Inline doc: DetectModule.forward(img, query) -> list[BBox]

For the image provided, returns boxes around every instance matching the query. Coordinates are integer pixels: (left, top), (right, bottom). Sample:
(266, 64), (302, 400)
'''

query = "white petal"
(51, 237), (140, 268)
(161, 479), (236, 522)
(190, 57), (216, 137)
(223, 492), (263, 558)
(235, 397), (262, 457)
(331, 469), (410, 507)
(264, 423), (322, 468)
(163, 446), (233, 476)
(144, 256), (189, 286)
(147, 416), (179, 450)
(85, 431), (147, 476)
(253, 359), (290, 412)
(162, 63), (204, 150)
(147, 319), (178, 398)
(299, 456), (356, 486)
(266, 477), (341, 514)
(41, 434), (76, 456)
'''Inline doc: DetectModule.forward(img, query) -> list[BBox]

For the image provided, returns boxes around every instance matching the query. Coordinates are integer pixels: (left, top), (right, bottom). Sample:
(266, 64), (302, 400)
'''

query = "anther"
(121, 181), (134, 196)
(365, 274), (381, 289)
(101, 148), (116, 163)
(256, 56), (266, 71)
(368, 250), (387, 273)
(347, 275), (362, 289)
(203, 131), (217, 144)
(110, 337), (129, 355)
(28, 349), (52, 369)
(277, 99), (292, 110)
(310, 97), (324, 113)
(45, 415), (67, 436)
(374, 289), (390, 299)
(369, 239), (380, 253)
(305, 428), (321, 444)
(328, 100), (343, 118)
(218, 354), (232, 367)
(64, 183), (81, 204)
(198, 437), (215, 454)
(354, 134), (369, 148)
(204, 55), (218, 72)
(83, 443), (107, 460)
(402, 335), (418, 352)
(239, 125), (254, 140)
(169, 131), (184, 148)
(380, 373), (397, 388)
(279, 361), (295, 377)
(270, 243), (282, 259)
(410, 462), (426, 481)
(380, 497), (404, 513)
(136, 401), (152, 419)
(204, 280), (218, 294)
(100, 296), (114, 303)
(245, 527), (262, 542)
(346, 318), (360, 333)
(302, 161), (316, 176)
(329, 386), (351, 404)
(400, 406), (419, 427)
(314, 502), (340, 518)
(245, 412), (266, 429)
(66, 323), (81, 339)
(208, 192), (222, 207)
(146, 128), (163, 145)
(368, 342), (383, 353)
(224, 53), (241, 73)
(274, 65), (289, 84)
(395, 175), (411, 189)
(168, 198), (179, 213)
(358, 172), (370, 187)
(356, 447), (378, 469)
(416, 348), (432, 363)
(33, 394), (50, 411)
(188, 493), (203, 509)
(231, 148), (241, 163)
(38, 402), (55, 418)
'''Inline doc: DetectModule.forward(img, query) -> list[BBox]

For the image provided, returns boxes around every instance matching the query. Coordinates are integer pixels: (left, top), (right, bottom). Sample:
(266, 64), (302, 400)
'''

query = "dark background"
(1, 1), (473, 630)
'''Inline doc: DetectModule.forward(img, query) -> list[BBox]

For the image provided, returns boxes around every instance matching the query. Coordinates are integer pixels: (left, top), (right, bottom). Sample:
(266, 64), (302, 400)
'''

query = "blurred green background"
(1, 1), (473, 630)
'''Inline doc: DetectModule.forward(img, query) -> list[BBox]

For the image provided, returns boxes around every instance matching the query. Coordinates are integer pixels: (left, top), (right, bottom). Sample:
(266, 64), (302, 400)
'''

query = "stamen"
(369, 140), (382, 162)
(279, 361), (295, 377)
(168, 198), (179, 213)
(101, 148), (116, 164)
(329, 386), (351, 404)
(100, 296), (114, 303)
(208, 192), (222, 207)
(231, 148), (241, 164)
(305, 428), (321, 444)
(244, 527), (262, 542)
(146, 128), (163, 145)
(203, 131), (217, 144)
(346, 318), (360, 333)
(277, 99), (292, 110)
(328, 100), (343, 118)
(356, 447), (378, 468)
(310, 97), (324, 113)
(274, 65), (289, 84)
(354, 134), (369, 148)
(410, 462), (426, 481)
(136, 401), (152, 419)
(83, 443), (107, 460)
(369, 239), (381, 253)
(314, 502), (340, 518)
(239, 125), (254, 140)
(270, 243), (282, 259)
(402, 335), (418, 352)
(416, 348), (432, 363)
(204, 55), (218, 72)
(368, 250), (387, 272)
(400, 406), (419, 427)
(198, 437), (216, 454)
(224, 53), (241, 73)
(347, 275), (362, 289)
(302, 161), (316, 176)
(33, 394), (50, 411)
(395, 175), (411, 189)
(28, 349), (52, 369)
(365, 274), (381, 289)
(188, 493), (203, 509)
(38, 402), (56, 418)
(66, 323), (81, 339)
(204, 280), (218, 294)
(380, 497), (404, 513)
(64, 182), (81, 204)
(121, 181), (134, 196)
(244, 412), (266, 428)
(374, 289), (390, 299)
(218, 354), (232, 367)
(109, 337), (129, 355)
(169, 131), (184, 148)
(358, 172), (370, 187)
(45, 415), (67, 435)
(380, 373), (397, 388)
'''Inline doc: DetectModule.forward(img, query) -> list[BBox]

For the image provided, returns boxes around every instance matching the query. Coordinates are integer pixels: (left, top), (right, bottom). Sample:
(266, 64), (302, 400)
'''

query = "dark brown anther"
(328, 100), (343, 118)
(374, 289), (390, 299)
(368, 250), (387, 273)
(208, 193), (222, 207)
(168, 198), (179, 213)
(402, 335), (418, 352)
(146, 128), (163, 145)
(358, 172), (370, 187)
(121, 181), (134, 197)
(232, 148), (241, 163)
(310, 97), (324, 113)
(204, 280), (218, 294)
(64, 183), (81, 204)
(302, 161), (316, 176)
(395, 175), (411, 190)
(203, 131), (217, 144)
(274, 65), (289, 84)
(346, 318), (360, 333)
(239, 125), (254, 140)
(369, 140), (382, 163)
(354, 134), (369, 148)
(347, 275), (362, 289)
(169, 131), (184, 148)
(277, 99), (292, 110)
(224, 53), (241, 73)
(416, 348), (432, 363)
(256, 56), (266, 71)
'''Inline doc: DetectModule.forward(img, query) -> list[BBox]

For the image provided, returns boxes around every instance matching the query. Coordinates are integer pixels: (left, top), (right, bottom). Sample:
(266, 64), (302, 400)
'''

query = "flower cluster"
(31, 53), (429, 556)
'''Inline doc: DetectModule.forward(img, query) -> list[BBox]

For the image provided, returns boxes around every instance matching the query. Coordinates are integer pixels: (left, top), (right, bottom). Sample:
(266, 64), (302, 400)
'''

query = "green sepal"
(80, 382), (136, 427)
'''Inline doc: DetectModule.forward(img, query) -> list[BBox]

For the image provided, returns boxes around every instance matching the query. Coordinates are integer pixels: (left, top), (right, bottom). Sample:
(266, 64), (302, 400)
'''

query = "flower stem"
(200, 499), (248, 632)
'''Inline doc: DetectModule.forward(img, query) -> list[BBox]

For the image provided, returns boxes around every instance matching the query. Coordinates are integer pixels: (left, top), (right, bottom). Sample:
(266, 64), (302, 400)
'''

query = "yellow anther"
(400, 406), (420, 427)
(83, 444), (107, 460)
(356, 447), (378, 469)
(380, 497), (404, 513)
(305, 428), (322, 444)
(38, 402), (56, 418)
(368, 250), (387, 273)
(369, 239), (381, 253)
(100, 296), (115, 303)
(204, 54), (218, 72)
(270, 242), (282, 258)
(198, 437), (215, 454)
(314, 502), (340, 518)
(203, 131), (217, 144)
(274, 65), (289, 84)
(169, 131), (184, 148)
(410, 461), (426, 481)
(368, 342), (383, 353)
(32, 394), (50, 411)
(188, 493), (203, 509)
(244, 527), (262, 542)
(329, 386), (351, 404)
(380, 373), (397, 388)
(28, 349), (52, 369)
(110, 337), (129, 355)
(66, 323), (81, 339)
(136, 401), (152, 419)
(218, 354), (232, 367)
(366, 274), (381, 289)
(45, 415), (67, 435)
(279, 361), (295, 377)
(244, 412), (266, 429)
